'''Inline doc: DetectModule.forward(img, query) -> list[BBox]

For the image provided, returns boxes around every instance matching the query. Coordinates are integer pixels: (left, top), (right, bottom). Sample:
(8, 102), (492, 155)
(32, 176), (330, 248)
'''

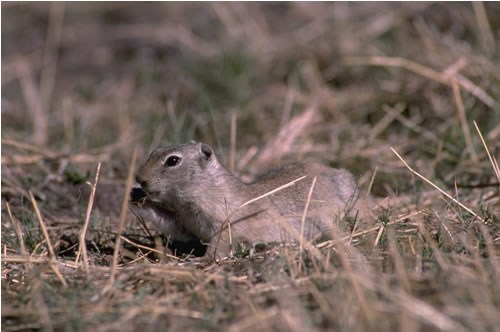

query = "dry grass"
(2, 3), (499, 331)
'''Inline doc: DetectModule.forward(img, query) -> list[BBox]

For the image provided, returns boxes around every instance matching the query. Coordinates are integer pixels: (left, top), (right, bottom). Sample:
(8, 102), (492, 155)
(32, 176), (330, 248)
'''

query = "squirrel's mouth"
(130, 187), (161, 205)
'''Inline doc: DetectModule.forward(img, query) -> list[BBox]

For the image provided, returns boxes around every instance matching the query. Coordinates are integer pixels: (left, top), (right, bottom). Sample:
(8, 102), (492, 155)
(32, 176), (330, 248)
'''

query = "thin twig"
(298, 176), (317, 273)
(344, 56), (497, 108)
(1, 138), (56, 157)
(15, 59), (48, 145)
(472, 2), (495, 55)
(317, 209), (428, 249)
(32, 280), (54, 332)
(344, 56), (447, 84)
(75, 162), (101, 276)
(213, 175), (307, 259)
(106, 148), (137, 291)
(473, 121), (500, 183)
(330, 226), (375, 324)
(120, 235), (179, 260)
(230, 112), (237, 172)
(387, 228), (411, 291)
(6, 202), (28, 259)
(223, 198), (234, 257)
(390, 147), (485, 224)
(51, 260), (68, 287)
(349, 166), (378, 245)
(369, 103), (405, 141)
(29, 192), (56, 257)
(452, 80), (477, 161)
(29, 191), (68, 287)
(251, 107), (317, 170)
(2, 255), (50, 263)
(238, 176), (307, 211)
(374, 225), (385, 247)
(40, 3), (65, 112)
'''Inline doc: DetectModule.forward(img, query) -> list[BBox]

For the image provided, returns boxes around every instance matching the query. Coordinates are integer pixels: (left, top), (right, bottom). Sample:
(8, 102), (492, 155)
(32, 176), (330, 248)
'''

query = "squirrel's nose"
(135, 173), (147, 189)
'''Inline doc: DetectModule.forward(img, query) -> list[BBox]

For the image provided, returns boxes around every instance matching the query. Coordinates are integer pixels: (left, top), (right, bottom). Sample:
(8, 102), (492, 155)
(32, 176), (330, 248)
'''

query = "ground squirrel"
(131, 141), (360, 258)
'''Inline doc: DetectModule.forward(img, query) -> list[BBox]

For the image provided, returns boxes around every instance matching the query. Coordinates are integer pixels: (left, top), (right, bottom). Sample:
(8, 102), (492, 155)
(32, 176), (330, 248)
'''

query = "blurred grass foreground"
(2, 3), (500, 331)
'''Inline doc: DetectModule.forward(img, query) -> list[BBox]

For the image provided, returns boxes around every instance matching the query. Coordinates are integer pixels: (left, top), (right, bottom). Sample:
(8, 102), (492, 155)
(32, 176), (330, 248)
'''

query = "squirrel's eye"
(164, 155), (181, 167)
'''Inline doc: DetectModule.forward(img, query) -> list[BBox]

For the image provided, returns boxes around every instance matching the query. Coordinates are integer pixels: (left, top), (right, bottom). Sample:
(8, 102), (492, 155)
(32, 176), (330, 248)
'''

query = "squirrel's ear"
(199, 143), (213, 166)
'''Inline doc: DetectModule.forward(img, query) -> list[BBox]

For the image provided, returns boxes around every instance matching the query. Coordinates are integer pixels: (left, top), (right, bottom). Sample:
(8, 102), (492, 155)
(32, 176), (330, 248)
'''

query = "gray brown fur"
(132, 141), (359, 257)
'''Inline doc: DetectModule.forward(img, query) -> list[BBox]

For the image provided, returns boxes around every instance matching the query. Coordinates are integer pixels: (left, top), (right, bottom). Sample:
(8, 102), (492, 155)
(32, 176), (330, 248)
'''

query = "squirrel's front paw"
(130, 187), (147, 207)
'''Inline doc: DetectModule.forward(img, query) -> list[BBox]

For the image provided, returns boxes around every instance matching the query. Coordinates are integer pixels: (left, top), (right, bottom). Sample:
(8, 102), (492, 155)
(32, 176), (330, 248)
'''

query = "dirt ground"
(2, 3), (499, 331)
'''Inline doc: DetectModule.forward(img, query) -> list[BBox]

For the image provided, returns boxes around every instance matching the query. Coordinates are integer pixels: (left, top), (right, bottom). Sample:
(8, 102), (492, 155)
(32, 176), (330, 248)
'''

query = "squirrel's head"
(135, 141), (219, 205)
